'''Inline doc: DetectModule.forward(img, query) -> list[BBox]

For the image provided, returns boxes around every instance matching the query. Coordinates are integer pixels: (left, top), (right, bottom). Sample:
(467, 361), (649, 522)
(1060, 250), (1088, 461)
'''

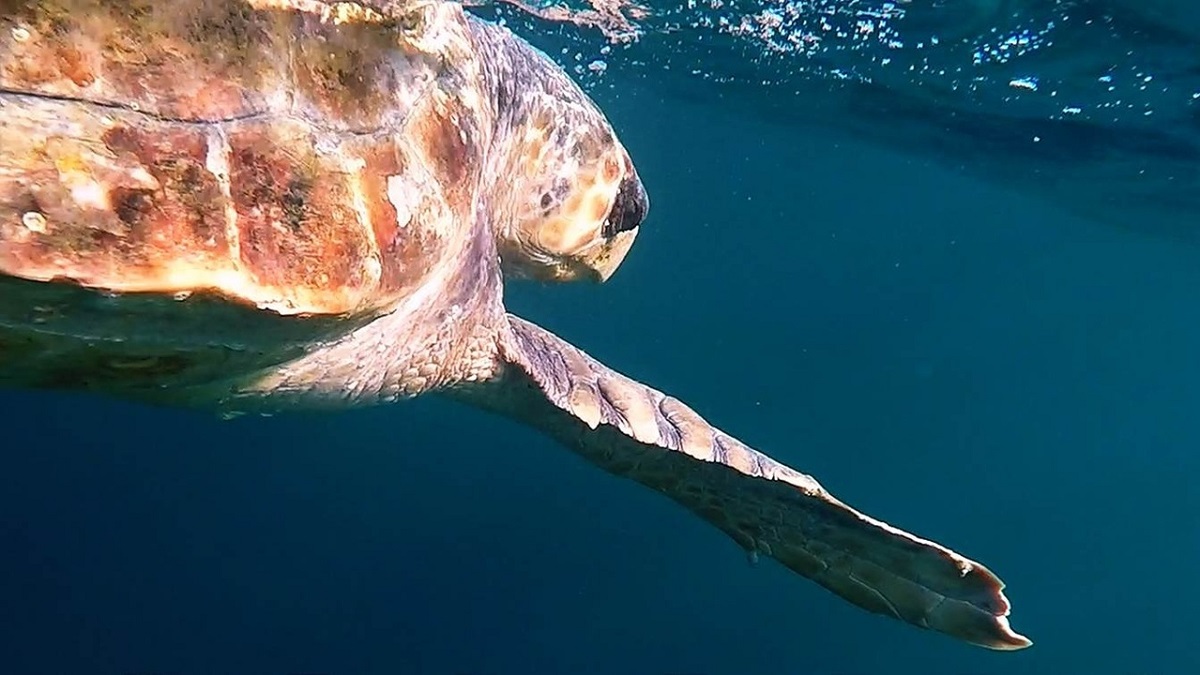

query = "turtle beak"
(535, 162), (648, 284)
(602, 170), (649, 239)
(589, 168), (648, 282)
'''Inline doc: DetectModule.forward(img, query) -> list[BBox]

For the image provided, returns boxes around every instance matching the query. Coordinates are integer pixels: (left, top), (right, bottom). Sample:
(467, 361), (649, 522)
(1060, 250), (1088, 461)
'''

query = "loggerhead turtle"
(0, 0), (1029, 650)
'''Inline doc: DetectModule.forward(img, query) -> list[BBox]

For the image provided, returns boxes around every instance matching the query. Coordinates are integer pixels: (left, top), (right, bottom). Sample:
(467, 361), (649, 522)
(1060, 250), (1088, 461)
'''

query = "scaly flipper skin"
(453, 315), (1031, 650)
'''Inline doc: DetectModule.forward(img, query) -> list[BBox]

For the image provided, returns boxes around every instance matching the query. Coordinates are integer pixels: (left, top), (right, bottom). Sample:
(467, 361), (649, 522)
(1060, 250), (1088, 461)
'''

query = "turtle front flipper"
(453, 314), (1031, 651)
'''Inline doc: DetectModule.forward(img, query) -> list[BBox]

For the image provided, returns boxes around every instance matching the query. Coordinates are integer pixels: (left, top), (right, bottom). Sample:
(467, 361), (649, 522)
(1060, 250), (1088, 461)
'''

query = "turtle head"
(485, 39), (649, 284)
(498, 121), (648, 283)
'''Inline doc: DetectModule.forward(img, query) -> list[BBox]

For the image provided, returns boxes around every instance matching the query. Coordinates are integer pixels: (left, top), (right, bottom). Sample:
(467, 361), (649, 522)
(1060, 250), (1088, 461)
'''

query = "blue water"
(3, 1), (1199, 672)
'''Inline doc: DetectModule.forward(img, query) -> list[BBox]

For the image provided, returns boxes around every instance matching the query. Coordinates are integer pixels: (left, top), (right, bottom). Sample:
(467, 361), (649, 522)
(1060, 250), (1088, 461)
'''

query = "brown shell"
(0, 0), (488, 317)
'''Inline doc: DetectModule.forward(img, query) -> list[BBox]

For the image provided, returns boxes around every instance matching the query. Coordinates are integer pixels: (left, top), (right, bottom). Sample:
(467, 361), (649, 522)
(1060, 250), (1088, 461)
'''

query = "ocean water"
(3, 1), (1199, 673)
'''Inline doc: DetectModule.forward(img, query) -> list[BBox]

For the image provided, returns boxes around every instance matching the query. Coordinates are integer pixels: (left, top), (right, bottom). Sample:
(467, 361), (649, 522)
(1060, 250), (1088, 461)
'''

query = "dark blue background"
(3, 8), (1200, 674)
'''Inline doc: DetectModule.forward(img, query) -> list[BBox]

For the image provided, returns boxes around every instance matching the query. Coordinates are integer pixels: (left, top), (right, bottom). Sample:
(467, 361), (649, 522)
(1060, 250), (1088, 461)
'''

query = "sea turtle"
(0, 0), (1030, 650)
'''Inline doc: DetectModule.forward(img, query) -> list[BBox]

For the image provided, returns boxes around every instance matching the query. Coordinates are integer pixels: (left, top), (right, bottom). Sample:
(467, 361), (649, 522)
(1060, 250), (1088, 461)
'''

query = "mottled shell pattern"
(3, 0), (465, 318)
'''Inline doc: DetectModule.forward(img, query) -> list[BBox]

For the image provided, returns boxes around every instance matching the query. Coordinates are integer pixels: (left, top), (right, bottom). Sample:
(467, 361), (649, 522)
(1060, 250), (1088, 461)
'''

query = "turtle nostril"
(602, 172), (648, 238)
